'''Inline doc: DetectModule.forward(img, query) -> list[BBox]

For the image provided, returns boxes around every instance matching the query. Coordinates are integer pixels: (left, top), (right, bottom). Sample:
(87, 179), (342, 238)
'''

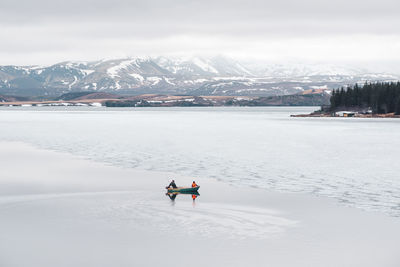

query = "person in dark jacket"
(166, 180), (177, 189)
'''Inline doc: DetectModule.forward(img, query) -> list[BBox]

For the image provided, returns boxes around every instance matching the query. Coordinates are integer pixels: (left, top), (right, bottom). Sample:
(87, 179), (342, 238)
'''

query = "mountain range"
(0, 56), (398, 97)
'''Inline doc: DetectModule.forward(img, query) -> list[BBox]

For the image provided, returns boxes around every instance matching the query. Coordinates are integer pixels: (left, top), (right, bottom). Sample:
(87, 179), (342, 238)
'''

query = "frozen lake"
(0, 106), (399, 217)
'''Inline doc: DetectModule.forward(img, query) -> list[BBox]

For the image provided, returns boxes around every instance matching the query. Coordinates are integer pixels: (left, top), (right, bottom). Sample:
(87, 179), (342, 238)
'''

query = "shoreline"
(291, 112), (400, 118)
(0, 92), (329, 107)
(1, 141), (400, 266)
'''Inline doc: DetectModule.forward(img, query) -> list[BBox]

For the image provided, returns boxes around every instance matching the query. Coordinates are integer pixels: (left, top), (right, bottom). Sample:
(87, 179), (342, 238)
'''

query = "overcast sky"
(1, 0), (400, 70)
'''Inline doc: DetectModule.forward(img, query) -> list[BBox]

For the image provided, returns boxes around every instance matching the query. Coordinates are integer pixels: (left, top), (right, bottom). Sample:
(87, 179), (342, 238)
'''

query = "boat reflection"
(165, 191), (200, 202)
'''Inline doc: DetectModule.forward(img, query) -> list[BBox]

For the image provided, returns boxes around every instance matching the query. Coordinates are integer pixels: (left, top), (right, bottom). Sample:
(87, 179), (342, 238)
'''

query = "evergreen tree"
(330, 82), (400, 114)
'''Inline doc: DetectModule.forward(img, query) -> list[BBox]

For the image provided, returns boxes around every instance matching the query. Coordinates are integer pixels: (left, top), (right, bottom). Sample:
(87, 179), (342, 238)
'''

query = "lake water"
(0, 106), (399, 217)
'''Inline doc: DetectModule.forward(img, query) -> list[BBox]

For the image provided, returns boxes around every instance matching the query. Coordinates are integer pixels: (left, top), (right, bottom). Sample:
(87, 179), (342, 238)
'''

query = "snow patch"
(310, 85), (328, 90)
(192, 58), (219, 74)
(68, 76), (78, 89)
(81, 69), (95, 76)
(129, 73), (144, 82)
(147, 76), (162, 85)
(115, 81), (122, 90)
(107, 59), (137, 78)
(164, 77), (175, 85)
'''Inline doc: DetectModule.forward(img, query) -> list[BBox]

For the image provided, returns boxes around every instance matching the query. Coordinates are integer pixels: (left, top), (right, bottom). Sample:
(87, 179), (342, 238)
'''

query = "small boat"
(167, 186), (200, 193)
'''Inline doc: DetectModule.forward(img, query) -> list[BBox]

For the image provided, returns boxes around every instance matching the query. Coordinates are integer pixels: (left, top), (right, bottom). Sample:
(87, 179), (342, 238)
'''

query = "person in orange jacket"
(192, 181), (198, 187)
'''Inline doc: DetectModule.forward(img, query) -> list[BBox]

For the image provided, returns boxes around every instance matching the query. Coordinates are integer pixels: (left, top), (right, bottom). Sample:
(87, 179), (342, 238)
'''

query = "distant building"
(336, 111), (356, 117)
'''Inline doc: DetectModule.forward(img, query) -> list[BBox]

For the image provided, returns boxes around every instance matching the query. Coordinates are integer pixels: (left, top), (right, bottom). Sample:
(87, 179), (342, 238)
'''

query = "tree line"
(330, 82), (400, 114)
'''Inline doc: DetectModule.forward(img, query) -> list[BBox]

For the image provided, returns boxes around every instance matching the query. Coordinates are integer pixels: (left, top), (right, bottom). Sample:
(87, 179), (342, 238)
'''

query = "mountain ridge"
(0, 56), (398, 97)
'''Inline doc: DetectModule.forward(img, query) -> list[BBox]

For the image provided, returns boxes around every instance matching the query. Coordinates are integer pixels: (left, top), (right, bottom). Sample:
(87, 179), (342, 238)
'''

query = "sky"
(1, 0), (400, 71)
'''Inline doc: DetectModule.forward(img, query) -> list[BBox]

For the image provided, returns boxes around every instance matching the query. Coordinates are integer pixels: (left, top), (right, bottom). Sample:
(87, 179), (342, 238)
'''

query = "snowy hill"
(0, 56), (398, 96)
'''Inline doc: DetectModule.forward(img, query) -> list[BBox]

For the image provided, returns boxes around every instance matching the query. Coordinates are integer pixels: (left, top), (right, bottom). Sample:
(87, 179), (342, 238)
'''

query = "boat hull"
(167, 186), (200, 193)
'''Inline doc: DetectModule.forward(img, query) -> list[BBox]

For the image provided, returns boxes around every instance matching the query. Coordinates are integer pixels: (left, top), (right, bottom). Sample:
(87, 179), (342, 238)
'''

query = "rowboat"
(167, 186), (200, 193)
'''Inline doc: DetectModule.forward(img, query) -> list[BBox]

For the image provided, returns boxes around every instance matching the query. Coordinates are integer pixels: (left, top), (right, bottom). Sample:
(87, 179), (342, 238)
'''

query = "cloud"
(0, 0), (399, 66)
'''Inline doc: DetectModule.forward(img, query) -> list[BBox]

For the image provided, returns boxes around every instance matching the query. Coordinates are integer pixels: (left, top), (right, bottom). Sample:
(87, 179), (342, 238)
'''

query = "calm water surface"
(0, 106), (399, 217)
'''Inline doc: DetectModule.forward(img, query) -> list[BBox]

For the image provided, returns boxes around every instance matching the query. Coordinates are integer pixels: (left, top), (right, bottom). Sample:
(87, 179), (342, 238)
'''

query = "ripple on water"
(88, 193), (298, 240)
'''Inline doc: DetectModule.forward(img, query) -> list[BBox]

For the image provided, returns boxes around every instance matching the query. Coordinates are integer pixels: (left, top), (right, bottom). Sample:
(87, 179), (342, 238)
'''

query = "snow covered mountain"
(0, 56), (398, 96)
